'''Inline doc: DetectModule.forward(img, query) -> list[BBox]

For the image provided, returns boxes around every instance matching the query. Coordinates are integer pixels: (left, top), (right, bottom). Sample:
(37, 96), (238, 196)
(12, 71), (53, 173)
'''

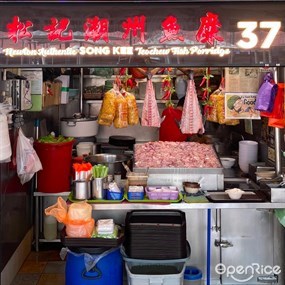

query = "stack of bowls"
(238, 140), (258, 173)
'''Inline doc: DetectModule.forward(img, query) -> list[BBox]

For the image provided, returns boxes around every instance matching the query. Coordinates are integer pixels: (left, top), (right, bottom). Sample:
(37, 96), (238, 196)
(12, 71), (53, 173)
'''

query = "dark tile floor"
(11, 245), (65, 285)
(10, 244), (128, 285)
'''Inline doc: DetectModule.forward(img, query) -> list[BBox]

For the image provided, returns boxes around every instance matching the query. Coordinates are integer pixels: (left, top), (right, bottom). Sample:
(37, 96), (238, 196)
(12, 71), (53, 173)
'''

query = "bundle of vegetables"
(92, 164), (108, 178)
(37, 133), (73, 143)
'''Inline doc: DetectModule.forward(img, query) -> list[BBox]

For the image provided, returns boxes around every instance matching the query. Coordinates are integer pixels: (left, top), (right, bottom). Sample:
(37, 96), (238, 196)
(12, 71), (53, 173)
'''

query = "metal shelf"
(89, 201), (285, 210)
(39, 238), (61, 243)
(34, 191), (70, 251)
(84, 99), (175, 104)
(34, 191), (70, 197)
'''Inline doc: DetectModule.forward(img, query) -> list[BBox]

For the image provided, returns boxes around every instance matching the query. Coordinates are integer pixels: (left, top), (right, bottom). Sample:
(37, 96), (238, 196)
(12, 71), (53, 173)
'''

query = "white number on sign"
(237, 21), (281, 49)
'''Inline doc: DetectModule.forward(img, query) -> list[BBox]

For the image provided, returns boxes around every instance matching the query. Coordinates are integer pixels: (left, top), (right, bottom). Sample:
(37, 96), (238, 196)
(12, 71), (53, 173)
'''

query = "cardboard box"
(42, 81), (62, 108)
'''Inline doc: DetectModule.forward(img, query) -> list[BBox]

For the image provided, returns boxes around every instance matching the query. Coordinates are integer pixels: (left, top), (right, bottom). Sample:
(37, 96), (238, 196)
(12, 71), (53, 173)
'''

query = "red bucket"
(35, 140), (74, 193)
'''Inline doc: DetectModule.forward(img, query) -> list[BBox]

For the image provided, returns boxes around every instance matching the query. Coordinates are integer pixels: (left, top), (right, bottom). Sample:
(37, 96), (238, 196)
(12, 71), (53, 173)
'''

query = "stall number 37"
(237, 21), (281, 49)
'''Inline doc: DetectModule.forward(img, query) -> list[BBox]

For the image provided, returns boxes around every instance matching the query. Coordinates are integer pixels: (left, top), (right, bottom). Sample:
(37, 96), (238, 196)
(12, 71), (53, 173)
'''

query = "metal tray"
(206, 191), (267, 203)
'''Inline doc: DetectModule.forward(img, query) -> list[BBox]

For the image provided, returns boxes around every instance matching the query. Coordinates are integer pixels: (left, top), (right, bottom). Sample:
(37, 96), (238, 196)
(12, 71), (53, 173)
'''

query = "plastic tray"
(68, 193), (124, 203)
(60, 227), (124, 247)
(124, 192), (183, 203)
(145, 186), (179, 200)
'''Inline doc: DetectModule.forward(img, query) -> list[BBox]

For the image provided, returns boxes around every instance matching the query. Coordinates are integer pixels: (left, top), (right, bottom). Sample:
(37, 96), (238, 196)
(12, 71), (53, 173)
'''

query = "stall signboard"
(225, 92), (260, 120)
(0, 2), (285, 67)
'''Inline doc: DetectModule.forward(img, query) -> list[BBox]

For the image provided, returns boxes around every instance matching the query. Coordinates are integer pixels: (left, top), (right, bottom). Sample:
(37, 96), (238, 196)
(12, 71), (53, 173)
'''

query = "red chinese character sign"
(159, 16), (184, 43)
(196, 12), (224, 45)
(122, 15), (146, 43)
(7, 16), (33, 43)
(84, 17), (109, 43)
(44, 18), (73, 41)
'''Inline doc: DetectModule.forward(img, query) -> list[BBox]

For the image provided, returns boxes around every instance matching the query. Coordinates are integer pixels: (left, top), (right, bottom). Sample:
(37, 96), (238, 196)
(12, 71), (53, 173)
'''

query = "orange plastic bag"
(45, 197), (94, 238)
(65, 219), (95, 238)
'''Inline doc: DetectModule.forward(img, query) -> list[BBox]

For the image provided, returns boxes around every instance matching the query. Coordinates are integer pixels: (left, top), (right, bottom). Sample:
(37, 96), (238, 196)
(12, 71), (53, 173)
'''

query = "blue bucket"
(65, 247), (123, 285)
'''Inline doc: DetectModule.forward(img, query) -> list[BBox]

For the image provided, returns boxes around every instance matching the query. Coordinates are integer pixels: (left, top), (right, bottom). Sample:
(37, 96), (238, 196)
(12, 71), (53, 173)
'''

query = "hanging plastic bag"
(261, 83), (284, 118)
(16, 128), (42, 184)
(114, 92), (128, 128)
(255, 73), (278, 112)
(45, 197), (95, 238)
(125, 91), (139, 125)
(206, 92), (219, 123)
(98, 88), (117, 126)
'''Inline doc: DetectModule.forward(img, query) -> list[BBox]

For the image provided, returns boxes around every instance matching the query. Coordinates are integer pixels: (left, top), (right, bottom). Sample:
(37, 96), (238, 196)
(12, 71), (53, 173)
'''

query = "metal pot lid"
(109, 135), (136, 147)
(61, 116), (97, 122)
(84, 153), (133, 165)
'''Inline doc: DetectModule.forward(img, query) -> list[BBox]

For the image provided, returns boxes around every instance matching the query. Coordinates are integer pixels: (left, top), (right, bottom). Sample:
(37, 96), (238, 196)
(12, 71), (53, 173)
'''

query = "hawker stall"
(1, 1), (285, 285)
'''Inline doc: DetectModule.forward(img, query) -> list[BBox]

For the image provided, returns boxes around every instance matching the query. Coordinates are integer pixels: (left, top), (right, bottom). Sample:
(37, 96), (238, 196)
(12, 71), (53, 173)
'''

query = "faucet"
(214, 239), (233, 248)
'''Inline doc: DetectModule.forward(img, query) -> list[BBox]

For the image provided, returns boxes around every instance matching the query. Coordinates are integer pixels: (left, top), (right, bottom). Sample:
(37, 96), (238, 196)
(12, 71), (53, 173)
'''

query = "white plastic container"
(76, 142), (94, 156)
(125, 261), (186, 285)
(44, 215), (57, 240)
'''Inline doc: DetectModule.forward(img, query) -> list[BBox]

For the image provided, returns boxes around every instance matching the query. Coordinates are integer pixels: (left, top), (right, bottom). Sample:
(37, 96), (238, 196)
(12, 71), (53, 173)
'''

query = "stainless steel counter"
(90, 201), (285, 210)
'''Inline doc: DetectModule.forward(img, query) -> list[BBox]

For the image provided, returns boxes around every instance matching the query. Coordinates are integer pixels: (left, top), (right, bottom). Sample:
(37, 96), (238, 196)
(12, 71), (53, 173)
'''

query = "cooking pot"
(84, 153), (133, 178)
(61, 116), (99, 138)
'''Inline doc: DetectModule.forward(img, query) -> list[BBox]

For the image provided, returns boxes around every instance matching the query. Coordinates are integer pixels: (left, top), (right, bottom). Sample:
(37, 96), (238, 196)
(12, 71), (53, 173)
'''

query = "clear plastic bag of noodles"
(125, 91), (139, 125)
(98, 88), (117, 126)
(114, 92), (128, 128)
(208, 88), (239, 126)
(206, 92), (219, 123)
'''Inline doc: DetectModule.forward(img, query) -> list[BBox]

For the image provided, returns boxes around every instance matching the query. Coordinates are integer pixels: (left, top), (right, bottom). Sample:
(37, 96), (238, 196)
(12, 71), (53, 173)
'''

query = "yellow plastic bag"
(206, 93), (219, 123)
(45, 197), (94, 238)
(125, 91), (139, 125)
(98, 88), (117, 126)
(207, 89), (239, 126)
(114, 92), (128, 128)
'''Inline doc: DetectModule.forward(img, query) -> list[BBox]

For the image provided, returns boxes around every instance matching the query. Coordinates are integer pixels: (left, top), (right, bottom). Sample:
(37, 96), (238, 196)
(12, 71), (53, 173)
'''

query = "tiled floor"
(10, 244), (128, 285)
(11, 245), (65, 285)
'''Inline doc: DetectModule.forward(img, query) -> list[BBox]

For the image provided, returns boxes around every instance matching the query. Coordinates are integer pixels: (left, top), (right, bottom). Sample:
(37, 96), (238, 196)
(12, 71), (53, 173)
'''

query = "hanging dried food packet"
(114, 92), (128, 128)
(125, 91), (139, 125)
(98, 88), (117, 126)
